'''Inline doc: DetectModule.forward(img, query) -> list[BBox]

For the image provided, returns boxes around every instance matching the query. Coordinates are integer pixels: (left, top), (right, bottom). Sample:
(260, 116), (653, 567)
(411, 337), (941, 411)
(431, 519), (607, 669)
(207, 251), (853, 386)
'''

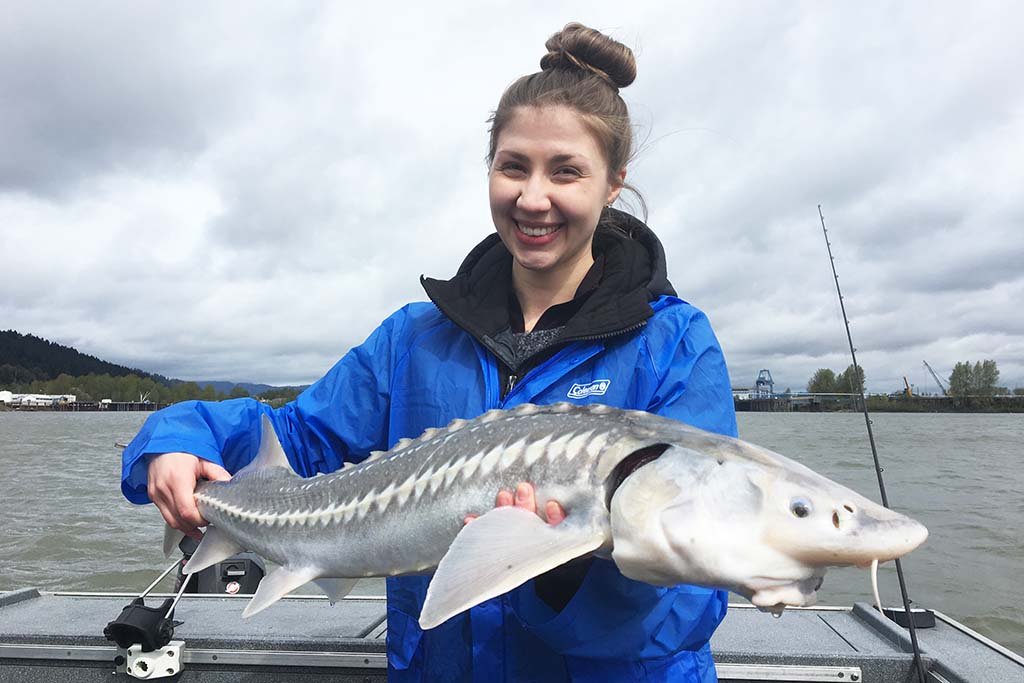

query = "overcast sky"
(2, 1), (1021, 394)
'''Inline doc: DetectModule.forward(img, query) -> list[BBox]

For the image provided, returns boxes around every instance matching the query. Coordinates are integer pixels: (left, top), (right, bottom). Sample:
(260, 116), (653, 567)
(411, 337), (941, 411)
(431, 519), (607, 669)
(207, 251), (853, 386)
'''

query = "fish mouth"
(746, 573), (826, 609)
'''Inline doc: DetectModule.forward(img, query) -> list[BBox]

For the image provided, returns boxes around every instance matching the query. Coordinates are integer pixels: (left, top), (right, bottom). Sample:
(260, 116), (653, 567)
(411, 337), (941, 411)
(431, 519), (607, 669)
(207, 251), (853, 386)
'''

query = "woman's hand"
(147, 452), (231, 540)
(464, 482), (566, 525)
(465, 483), (585, 611)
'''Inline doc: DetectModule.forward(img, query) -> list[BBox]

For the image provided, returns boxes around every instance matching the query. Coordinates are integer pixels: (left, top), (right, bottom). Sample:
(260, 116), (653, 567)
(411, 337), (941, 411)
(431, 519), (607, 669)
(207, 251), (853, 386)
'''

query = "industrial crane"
(755, 369), (774, 397)
(922, 360), (948, 396)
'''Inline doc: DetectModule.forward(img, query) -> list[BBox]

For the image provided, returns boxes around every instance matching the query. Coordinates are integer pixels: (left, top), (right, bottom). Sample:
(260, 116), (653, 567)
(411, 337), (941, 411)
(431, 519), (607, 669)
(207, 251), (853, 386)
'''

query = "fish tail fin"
(163, 524), (186, 558)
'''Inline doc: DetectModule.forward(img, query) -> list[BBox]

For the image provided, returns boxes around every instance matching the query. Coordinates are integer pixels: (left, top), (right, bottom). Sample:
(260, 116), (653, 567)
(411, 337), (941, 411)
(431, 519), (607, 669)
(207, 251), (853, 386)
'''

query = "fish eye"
(790, 497), (813, 518)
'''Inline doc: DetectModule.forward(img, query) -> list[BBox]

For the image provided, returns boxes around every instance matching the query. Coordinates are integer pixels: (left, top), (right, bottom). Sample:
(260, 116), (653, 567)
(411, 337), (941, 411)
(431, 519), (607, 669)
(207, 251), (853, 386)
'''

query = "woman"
(122, 23), (737, 682)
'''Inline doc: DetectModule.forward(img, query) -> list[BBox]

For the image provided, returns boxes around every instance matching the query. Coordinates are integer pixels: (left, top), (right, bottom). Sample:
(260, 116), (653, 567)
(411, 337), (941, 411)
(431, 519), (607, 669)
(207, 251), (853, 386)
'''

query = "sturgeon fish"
(174, 403), (927, 629)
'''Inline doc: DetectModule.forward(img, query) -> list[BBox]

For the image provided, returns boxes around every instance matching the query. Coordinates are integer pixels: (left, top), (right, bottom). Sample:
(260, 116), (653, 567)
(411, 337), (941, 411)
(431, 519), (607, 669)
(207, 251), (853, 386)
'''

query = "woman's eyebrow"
(549, 153), (586, 164)
(495, 150), (589, 164)
(494, 150), (529, 161)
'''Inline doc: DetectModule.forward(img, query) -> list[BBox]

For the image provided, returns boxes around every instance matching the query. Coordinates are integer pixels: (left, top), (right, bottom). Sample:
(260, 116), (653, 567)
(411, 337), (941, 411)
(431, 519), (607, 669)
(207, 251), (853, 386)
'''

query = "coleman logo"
(567, 379), (611, 399)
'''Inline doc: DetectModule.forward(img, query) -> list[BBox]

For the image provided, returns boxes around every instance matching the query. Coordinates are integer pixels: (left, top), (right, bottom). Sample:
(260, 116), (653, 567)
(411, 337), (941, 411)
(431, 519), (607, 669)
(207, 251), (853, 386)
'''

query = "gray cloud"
(1, 2), (1022, 392)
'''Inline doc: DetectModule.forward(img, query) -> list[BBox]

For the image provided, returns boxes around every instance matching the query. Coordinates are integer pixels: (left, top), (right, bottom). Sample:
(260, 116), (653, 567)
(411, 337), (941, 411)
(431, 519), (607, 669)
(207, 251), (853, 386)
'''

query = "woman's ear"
(607, 168), (626, 204)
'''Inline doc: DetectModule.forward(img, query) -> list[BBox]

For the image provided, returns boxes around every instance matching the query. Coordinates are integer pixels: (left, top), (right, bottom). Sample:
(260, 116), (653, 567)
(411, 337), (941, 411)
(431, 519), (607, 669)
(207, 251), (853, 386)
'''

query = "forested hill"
(0, 330), (169, 385)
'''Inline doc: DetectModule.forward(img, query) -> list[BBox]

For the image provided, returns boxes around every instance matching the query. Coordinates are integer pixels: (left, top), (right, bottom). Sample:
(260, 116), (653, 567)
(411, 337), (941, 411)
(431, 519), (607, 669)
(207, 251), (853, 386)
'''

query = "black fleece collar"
(420, 208), (676, 356)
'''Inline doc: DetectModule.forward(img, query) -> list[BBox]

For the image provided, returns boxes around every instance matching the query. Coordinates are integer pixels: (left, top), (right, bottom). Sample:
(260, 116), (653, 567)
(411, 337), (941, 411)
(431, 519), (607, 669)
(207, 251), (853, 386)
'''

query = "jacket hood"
(420, 208), (676, 347)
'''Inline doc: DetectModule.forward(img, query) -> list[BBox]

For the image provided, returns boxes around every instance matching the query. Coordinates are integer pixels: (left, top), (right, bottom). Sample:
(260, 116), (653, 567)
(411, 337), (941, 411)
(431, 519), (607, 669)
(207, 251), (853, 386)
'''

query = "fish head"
(609, 441), (927, 609)
(758, 468), (929, 568)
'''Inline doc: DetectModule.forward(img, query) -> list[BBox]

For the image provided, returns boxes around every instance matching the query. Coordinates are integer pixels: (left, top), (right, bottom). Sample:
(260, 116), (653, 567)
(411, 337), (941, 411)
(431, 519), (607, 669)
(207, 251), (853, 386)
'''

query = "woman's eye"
(498, 163), (526, 176)
(555, 167), (582, 177)
(790, 497), (813, 518)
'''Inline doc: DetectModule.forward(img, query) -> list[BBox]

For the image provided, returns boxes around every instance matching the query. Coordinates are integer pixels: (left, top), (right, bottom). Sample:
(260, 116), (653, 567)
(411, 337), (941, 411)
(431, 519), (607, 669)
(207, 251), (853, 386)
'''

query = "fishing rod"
(817, 205), (928, 683)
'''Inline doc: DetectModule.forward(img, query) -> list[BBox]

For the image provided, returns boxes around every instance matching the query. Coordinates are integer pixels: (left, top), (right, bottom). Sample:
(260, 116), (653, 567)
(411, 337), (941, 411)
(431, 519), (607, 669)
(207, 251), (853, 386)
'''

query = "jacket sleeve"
(513, 301), (735, 660)
(120, 307), (413, 504)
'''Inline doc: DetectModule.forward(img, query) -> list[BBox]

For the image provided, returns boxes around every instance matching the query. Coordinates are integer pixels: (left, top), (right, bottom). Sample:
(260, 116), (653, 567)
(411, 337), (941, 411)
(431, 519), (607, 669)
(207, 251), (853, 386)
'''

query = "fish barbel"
(173, 402), (927, 628)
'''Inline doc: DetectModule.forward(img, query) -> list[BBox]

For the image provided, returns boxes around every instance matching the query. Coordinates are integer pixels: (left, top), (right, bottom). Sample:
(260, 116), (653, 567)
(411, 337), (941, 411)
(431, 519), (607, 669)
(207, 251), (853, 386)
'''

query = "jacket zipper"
(505, 374), (518, 398)
(562, 320), (648, 343)
(498, 320), (649, 404)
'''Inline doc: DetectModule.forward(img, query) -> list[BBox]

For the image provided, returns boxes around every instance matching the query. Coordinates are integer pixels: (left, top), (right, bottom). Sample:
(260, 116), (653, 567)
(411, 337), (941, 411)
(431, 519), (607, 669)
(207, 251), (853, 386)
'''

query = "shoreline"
(3, 399), (1022, 414)
(735, 395), (1024, 413)
(0, 401), (167, 412)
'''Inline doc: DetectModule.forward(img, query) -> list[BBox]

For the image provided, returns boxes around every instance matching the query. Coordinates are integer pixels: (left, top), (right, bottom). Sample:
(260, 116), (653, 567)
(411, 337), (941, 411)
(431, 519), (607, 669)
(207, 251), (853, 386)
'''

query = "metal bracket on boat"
(103, 559), (190, 677)
(115, 640), (184, 679)
(883, 606), (936, 629)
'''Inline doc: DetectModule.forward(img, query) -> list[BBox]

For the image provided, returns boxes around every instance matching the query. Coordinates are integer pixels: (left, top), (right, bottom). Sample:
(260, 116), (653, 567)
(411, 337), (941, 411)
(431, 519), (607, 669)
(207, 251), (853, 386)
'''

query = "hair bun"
(540, 22), (637, 90)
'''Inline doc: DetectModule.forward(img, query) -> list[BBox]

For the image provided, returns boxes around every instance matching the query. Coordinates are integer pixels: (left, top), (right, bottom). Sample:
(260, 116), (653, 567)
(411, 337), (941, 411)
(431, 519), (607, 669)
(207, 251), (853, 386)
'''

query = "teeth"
(517, 222), (560, 237)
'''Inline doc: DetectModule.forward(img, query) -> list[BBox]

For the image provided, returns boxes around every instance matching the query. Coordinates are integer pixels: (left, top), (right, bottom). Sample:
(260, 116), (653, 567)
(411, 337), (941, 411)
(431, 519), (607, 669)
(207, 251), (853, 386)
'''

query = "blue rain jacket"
(122, 294), (736, 682)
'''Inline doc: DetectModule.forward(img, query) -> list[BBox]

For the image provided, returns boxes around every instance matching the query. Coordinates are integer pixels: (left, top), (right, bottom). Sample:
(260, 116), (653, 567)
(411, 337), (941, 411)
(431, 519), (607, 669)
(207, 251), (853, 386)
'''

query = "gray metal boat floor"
(2, 588), (1021, 682)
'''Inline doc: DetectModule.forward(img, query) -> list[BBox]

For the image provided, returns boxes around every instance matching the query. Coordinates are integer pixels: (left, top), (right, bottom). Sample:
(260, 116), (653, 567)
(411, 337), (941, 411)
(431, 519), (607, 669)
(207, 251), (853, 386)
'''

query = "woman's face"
(489, 105), (624, 284)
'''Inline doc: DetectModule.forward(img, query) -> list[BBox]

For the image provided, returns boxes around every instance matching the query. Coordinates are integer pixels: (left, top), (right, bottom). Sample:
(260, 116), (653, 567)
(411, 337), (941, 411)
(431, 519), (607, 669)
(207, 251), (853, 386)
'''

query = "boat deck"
(1, 588), (1021, 682)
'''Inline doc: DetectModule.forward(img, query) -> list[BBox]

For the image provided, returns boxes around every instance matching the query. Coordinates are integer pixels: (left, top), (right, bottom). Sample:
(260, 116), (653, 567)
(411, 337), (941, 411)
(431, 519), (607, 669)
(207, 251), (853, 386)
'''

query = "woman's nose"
(516, 175), (552, 212)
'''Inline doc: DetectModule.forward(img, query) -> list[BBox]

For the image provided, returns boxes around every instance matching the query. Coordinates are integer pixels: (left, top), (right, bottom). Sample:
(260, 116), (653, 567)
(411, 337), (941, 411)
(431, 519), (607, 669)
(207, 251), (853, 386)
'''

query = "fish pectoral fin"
(242, 566), (319, 618)
(182, 526), (246, 574)
(314, 578), (360, 605)
(163, 524), (186, 558)
(419, 506), (607, 630)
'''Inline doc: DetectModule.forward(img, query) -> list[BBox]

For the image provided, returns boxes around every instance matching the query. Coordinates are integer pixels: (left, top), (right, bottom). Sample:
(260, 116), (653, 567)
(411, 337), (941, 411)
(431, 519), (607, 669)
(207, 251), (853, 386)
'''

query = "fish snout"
(835, 505), (929, 565)
(874, 514), (929, 562)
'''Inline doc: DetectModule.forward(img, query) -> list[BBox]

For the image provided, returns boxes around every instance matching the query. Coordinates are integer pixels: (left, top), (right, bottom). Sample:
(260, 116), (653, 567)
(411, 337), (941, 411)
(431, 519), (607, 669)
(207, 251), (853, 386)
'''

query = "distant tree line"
(6, 372), (304, 405)
(805, 359), (1024, 397)
(947, 360), (1012, 397)
(806, 364), (865, 394)
(0, 330), (170, 385)
(11, 373), (224, 403)
(1, 330), (308, 406)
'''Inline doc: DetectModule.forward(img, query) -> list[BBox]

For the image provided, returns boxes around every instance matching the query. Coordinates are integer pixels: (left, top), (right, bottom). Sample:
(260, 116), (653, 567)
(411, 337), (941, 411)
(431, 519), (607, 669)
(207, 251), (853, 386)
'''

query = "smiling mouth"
(516, 221), (562, 237)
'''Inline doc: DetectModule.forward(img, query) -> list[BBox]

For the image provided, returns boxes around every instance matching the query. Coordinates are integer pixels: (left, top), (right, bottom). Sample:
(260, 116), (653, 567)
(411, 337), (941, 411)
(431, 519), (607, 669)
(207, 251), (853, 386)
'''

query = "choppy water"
(0, 410), (1021, 653)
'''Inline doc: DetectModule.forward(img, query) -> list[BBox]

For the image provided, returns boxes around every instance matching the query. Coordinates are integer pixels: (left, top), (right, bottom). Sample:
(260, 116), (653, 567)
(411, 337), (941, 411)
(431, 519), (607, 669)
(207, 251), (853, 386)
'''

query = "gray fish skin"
(180, 402), (928, 628)
(191, 403), (636, 579)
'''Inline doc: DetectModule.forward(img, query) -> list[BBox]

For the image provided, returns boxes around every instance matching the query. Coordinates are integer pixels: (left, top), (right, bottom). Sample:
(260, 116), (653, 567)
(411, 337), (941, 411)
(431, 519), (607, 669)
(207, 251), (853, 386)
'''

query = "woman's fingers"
(148, 452), (218, 540)
(197, 459), (232, 482)
(545, 500), (567, 525)
(514, 482), (536, 512)
(466, 483), (565, 526)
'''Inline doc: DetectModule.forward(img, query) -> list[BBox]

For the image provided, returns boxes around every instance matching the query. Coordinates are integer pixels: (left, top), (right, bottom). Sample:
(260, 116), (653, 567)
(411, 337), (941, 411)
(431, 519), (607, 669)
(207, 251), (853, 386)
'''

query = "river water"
(0, 410), (1020, 653)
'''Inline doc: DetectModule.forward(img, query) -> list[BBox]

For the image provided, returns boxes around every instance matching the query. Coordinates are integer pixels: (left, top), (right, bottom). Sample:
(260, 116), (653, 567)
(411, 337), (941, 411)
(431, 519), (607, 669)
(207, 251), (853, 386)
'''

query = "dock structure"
(54, 401), (168, 412)
(733, 391), (861, 412)
(0, 392), (78, 408)
(733, 368), (862, 412)
(1, 400), (167, 412)
(2, 589), (1021, 682)
(0, 391), (167, 411)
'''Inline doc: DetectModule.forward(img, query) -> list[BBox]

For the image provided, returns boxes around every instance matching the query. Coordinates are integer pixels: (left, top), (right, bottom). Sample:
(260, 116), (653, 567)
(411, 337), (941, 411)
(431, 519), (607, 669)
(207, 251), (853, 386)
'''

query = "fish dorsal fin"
(242, 565), (319, 618)
(237, 414), (292, 476)
(418, 507), (607, 629)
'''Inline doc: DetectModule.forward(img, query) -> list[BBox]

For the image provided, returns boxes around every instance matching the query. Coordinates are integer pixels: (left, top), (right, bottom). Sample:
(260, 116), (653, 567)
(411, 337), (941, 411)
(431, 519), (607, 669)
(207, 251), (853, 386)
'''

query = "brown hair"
(487, 23), (642, 210)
